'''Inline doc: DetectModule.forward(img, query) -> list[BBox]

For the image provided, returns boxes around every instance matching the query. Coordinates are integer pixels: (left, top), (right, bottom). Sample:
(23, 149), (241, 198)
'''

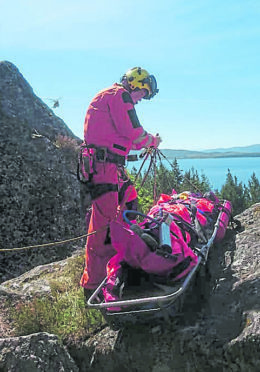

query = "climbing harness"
(77, 143), (138, 202)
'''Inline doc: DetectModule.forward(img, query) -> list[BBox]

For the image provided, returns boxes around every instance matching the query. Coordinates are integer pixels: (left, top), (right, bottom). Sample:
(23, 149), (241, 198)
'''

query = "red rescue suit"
(80, 84), (158, 289)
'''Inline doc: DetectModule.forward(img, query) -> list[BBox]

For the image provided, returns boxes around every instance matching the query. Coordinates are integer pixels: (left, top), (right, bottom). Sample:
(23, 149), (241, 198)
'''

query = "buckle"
(127, 154), (138, 162)
(96, 147), (107, 162)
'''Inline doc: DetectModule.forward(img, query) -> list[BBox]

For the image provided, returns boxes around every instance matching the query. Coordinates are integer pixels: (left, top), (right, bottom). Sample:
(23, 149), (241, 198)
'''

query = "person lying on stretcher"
(102, 190), (231, 309)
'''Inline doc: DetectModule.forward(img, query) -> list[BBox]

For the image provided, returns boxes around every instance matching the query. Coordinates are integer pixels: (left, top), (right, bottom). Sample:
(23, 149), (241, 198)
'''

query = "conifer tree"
(170, 158), (183, 192)
(248, 172), (260, 204)
(243, 184), (251, 209)
(220, 169), (247, 215)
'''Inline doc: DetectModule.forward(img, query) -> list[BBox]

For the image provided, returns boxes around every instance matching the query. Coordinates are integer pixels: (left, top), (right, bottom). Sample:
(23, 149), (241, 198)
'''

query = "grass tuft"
(10, 253), (105, 342)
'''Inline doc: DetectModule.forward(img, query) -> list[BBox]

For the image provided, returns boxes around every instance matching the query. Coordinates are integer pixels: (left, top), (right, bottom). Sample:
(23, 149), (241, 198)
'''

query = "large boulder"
(0, 61), (85, 283)
(0, 332), (79, 372)
(0, 61), (76, 141)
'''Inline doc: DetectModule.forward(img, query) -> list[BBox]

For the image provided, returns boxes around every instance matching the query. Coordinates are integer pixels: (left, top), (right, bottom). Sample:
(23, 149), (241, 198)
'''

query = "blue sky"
(1, 0), (260, 150)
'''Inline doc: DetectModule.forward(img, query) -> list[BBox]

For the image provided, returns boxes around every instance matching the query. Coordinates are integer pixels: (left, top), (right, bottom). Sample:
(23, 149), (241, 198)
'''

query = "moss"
(10, 253), (105, 342)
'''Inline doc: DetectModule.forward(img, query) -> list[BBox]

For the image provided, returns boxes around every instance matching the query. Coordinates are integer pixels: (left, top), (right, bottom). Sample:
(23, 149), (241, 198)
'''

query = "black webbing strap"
(169, 256), (192, 278)
(88, 183), (118, 200)
(118, 179), (134, 203)
(85, 144), (126, 165)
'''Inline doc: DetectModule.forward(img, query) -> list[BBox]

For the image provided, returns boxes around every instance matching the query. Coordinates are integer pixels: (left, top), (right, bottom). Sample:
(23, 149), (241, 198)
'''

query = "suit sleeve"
(108, 90), (157, 149)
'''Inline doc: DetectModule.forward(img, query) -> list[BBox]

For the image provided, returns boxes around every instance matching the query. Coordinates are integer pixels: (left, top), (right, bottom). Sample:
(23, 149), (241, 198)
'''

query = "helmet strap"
(121, 76), (134, 93)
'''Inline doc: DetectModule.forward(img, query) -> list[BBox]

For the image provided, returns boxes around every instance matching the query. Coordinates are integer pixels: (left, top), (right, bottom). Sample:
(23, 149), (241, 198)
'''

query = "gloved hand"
(143, 133), (162, 149)
(154, 133), (162, 148)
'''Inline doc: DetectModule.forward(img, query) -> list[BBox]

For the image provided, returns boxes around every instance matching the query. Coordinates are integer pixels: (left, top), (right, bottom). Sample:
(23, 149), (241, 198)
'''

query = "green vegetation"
(54, 134), (80, 152)
(54, 134), (80, 172)
(130, 159), (211, 214)
(219, 170), (260, 215)
(130, 159), (260, 216)
(10, 254), (105, 342)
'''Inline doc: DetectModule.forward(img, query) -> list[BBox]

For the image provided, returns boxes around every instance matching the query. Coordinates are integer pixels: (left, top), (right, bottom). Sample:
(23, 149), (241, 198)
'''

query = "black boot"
(84, 288), (94, 305)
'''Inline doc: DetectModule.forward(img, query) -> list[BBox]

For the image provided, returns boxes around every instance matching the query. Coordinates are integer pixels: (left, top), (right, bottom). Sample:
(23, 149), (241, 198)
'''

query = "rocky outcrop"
(0, 333), (79, 372)
(0, 259), (70, 297)
(0, 61), (85, 283)
(0, 204), (259, 371)
(0, 61), (75, 141)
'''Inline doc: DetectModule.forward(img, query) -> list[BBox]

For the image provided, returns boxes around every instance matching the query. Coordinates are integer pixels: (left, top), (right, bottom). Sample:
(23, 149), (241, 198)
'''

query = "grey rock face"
(0, 259), (68, 297)
(0, 61), (76, 141)
(0, 61), (85, 283)
(0, 332), (79, 372)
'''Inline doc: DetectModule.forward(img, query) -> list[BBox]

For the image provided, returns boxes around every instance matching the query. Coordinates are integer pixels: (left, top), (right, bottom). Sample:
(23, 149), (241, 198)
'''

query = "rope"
(0, 228), (107, 253)
(133, 148), (153, 185)
(153, 150), (157, 204)
(134, 148), (156, 190)
(115, 148), (157, 221)
(156, 149), (203, 194)
(157, 150), (176, 192)
(139, 153), (154, 189)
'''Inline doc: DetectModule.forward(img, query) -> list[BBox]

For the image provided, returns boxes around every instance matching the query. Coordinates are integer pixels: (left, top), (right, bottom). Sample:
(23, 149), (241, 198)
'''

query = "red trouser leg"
(80, 191), (118, 289)
(80, 162), (119, 289)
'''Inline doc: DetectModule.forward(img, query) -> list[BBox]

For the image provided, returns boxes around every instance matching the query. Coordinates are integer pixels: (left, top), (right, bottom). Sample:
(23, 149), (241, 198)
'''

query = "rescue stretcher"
(86, 197), (232, 328)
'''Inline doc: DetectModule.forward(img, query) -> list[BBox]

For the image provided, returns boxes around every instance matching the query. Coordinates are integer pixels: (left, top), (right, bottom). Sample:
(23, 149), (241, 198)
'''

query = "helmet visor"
(143, 75), (159, 99)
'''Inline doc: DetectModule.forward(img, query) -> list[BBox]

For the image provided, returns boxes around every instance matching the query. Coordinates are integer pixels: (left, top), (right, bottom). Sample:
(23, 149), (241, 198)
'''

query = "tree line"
(130, 158), (260, 216)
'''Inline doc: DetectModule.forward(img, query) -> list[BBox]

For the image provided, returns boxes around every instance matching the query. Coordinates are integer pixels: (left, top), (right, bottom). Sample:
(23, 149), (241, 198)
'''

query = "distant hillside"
(202, 144), (260, 153)
(160, 148), (260, 159)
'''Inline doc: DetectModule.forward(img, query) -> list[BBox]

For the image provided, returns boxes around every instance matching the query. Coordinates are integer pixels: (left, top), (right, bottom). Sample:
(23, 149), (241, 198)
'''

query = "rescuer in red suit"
(80, 67), (161, 296)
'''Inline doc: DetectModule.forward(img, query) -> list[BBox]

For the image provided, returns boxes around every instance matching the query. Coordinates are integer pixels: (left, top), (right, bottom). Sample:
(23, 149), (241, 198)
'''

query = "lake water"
(126, 157), (260, 191)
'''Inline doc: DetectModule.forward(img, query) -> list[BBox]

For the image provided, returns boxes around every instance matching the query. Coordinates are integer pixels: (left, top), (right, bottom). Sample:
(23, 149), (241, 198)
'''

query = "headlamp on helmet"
(121, 67), (159, 100)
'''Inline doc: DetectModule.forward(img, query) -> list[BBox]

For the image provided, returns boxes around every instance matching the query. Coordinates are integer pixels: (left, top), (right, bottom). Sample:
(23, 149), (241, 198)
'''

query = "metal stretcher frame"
(87, 202), (225, 314)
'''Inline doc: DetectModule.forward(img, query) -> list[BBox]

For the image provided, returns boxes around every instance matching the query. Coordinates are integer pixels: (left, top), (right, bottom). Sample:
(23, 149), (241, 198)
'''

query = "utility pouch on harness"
(77, 145), (95, 183)
(77, 144), (120, 205)
(77, 144), (95, 214)
(80, 182), (92, 216)
(95, 147), (107, 162)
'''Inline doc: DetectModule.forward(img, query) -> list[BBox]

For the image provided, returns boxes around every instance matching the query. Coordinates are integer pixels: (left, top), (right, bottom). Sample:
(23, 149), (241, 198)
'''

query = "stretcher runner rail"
(86, 203), (224, 313)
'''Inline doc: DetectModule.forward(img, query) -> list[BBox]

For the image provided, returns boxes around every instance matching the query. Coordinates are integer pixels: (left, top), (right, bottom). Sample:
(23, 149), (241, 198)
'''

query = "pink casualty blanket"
(103, 191), (232, 307)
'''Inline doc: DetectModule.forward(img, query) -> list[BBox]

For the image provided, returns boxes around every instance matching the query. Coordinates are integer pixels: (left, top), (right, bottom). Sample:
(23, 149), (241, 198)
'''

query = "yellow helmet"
(121, 67), (159, 100)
